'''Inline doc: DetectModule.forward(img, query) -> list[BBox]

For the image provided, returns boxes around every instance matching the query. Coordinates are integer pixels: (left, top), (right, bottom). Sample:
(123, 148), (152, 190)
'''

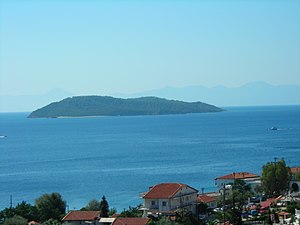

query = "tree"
(108, 207), (117, 217)
(175, 209), (202, 225)
(120, 205), (142, 218)
(14, 201), (39, 222)
(197, 202), (208, 215)
(0, 208), (15, 223)
(3, 215), (27, 225)
(84, 199), (101, 211)
(35, 193), (66, 222)
(42, 218), (62, 225)
(99, 196), (109, 217)
(226, 208), (242, 225)
(261, 159), (289, 197)
(231, 179), (253, 208)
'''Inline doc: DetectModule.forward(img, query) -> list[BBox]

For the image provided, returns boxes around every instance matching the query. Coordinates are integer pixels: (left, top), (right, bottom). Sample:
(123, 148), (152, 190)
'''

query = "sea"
(0, 105), (299, 211)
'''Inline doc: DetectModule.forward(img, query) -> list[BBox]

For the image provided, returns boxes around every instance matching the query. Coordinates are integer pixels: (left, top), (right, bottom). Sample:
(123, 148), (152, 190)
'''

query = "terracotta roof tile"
(112, 218), (150, 225)
(215, 172), (259, 180)
(260, 198), (276, 208)
(62, 211), (100, 221)
(143, 183), (197, 199)
(197, 195), (217, 204)
(289, 167), (300, 174)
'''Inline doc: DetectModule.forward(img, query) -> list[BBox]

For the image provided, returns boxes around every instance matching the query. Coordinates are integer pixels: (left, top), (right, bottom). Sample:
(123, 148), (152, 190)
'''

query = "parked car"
(250, 210), (258, 216)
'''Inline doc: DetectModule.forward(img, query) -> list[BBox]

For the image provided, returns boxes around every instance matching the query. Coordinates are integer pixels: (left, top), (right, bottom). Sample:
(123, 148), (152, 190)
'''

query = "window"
(151, 201), (155, 205)
(162, 201), (167, 206)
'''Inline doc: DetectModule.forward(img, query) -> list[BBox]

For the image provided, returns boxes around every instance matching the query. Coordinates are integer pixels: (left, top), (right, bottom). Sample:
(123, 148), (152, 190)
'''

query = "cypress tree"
(99, 196), (109, 217)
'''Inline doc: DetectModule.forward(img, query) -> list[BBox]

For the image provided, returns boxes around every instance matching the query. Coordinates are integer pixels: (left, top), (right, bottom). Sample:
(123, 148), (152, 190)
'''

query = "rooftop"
(62, 211), (100, 221)
(112, 218), (150, 225)
(197, 195), (217, 204)
(215, 172), (260, 180)
(143, 183), (197, 199)
(289, 166), (300, 174)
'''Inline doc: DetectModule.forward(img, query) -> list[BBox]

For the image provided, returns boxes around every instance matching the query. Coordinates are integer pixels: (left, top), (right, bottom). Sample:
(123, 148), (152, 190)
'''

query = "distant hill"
(114, 82), (300, 106)
(28, 96), (223, 118)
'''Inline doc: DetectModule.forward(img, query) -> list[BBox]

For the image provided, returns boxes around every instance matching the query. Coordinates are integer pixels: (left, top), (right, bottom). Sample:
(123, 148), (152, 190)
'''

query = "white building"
(140, 183), (198, 217)
(215, 172), (261, 193)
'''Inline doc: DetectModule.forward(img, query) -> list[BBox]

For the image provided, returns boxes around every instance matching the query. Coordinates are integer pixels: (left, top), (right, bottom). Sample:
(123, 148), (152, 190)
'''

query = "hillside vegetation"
(28, 96), (223, 118)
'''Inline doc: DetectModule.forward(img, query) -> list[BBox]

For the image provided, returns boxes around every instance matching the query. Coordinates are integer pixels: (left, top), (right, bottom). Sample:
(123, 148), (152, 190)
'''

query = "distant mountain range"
(28, 96), (223, 118)
(114, 81), (300, 107)
(1, 82), (300, 112)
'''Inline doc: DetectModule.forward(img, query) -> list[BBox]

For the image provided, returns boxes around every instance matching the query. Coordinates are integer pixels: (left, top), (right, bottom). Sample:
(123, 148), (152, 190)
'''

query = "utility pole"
(223, 183), (226, 224)
(9, 195), (12, 208)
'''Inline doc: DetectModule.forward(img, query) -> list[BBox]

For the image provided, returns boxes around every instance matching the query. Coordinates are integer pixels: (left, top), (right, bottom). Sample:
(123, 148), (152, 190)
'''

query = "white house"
(197, 195), (218, 209)
(62, 211), (100, 225)
(215, 172), (261, 193)
(140, 183), (198, 217)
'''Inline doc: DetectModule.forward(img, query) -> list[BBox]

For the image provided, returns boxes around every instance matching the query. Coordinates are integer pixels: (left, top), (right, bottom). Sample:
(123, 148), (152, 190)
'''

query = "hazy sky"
(1, 0), (300, 96)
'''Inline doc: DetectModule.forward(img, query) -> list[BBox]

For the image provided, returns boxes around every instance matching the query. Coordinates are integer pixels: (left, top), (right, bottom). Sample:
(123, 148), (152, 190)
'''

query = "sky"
(0, 0), (300, 96)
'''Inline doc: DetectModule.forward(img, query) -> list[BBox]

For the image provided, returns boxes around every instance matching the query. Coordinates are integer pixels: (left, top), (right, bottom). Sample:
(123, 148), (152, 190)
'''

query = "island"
(28, 96), (224, 118)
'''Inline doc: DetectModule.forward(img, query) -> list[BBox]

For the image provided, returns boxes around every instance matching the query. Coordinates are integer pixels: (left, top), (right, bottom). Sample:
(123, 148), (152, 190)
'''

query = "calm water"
(0, 106), (300, 211)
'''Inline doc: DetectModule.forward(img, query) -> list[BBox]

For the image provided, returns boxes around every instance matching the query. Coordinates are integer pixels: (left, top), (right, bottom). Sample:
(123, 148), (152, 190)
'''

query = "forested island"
(28, 96), (223, 118)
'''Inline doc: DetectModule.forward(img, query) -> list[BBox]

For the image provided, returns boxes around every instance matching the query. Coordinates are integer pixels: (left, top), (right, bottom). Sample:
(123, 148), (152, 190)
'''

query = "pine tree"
(99, 196), (109, 217)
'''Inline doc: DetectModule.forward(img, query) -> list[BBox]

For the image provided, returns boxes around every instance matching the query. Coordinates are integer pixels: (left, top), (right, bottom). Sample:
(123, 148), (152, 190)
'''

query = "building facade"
(140, 183), (198, 217)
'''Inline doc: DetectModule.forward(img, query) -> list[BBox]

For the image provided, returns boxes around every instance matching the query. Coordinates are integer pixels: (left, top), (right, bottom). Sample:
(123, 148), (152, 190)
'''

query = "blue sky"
(0, 0), (299, 96)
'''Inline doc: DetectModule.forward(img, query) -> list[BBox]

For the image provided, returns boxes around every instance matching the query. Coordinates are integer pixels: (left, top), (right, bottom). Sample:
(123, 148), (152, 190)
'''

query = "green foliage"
(197, 202), (208, 214)
(296, 173), (300, 181)
(261, 159), (289, 197)
(3, 215), (27, 225)
(84, 199), (101, 211)
(108, 207), (117, 217)
(175, 209), (202, 225)
(226, 208), (242, 225)
(14, 201), (39, 222)
(120, 205), (142, 218)
(149, 216), (178, 225)
(0, 202), (38, 223)
(254, 185), (264, 195)
(42, 219), (62, 225)
(35, 193), (66, 222)
(0, 208), (15, 223)
(231, 179), (253, 208)
(99, 196), (109, 217)
(28, 96), (223, 118)
(286, 201), (300, 214)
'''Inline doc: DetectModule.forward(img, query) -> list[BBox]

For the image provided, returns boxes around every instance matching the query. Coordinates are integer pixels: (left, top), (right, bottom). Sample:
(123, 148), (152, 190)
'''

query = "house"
(140, 183), (198, 217)
(215, 172), (261, 193)
(62, 211), (100, 225)
(289, 166), (300, 195)
(197, 194), (217, 209)
(111, 218), (150, 225)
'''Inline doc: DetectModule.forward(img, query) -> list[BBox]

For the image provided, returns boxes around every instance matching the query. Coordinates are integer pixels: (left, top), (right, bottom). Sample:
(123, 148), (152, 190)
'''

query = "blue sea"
(0, 106), (300, 211)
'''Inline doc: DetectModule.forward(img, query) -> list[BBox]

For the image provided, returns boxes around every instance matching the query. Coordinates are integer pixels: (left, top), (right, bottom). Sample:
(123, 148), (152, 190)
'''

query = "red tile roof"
(143, 183), (197, 199)
(215, 172), (259, 180)
(62, 211), (100, 221)
(197, 195), (217, 204)
(112, 218), (150, 225)
(289, 167), (300, 174)
(260, 198), (276, 208)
